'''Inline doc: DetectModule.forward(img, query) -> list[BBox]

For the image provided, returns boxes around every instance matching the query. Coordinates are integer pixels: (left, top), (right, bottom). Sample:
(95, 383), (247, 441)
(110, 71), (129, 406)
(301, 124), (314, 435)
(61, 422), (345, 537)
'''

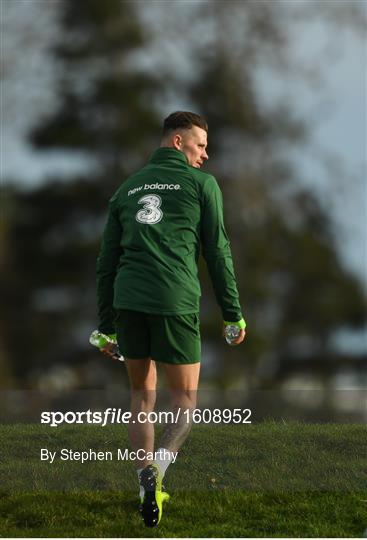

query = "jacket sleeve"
(96, 200), (123, 334)
(200, 176), (243, 322)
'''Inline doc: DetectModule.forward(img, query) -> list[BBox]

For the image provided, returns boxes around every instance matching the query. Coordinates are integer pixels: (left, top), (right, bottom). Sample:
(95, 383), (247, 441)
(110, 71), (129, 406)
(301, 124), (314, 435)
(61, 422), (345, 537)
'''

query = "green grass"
(0, 422), (366, 537)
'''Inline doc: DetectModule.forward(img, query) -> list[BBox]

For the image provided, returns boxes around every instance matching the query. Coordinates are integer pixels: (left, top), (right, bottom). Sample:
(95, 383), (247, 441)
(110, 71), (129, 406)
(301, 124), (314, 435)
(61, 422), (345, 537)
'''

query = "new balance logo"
(128, 183), (181, 197)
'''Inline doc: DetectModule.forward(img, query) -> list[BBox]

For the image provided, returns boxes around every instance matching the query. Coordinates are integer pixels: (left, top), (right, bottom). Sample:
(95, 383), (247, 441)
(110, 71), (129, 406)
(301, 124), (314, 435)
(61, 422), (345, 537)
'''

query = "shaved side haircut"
(162, 111), (208, 136)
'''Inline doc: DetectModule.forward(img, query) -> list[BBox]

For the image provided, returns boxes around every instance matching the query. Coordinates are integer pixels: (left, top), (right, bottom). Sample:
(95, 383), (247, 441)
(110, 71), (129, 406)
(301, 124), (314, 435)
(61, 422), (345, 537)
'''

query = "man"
(96, 111), (246, 527)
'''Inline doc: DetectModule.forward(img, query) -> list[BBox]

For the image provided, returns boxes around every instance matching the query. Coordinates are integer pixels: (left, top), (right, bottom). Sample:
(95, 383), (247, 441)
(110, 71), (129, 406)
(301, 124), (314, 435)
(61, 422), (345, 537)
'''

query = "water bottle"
(89, 330), (124, 362)
(224, 325), (241, 345)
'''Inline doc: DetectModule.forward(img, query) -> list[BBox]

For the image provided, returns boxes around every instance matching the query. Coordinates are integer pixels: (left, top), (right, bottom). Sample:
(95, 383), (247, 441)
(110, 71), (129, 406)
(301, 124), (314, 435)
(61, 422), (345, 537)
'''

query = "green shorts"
(114, 310), (201, 365)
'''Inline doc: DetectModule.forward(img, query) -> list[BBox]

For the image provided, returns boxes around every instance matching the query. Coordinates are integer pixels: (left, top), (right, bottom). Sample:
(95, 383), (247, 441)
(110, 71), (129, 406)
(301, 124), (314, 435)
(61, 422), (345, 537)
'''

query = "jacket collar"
(149, 147), (189, 165)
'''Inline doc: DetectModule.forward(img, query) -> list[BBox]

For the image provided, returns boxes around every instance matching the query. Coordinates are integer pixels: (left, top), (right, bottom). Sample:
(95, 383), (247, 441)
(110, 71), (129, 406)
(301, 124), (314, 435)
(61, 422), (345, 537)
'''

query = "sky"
(264, 6), (367, 287)
(1, 0), (366, 291)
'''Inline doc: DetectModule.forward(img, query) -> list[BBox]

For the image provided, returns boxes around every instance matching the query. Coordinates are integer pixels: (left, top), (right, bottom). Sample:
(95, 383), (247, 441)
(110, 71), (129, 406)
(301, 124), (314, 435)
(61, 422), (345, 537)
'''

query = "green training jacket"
(97, 147), (243, 334)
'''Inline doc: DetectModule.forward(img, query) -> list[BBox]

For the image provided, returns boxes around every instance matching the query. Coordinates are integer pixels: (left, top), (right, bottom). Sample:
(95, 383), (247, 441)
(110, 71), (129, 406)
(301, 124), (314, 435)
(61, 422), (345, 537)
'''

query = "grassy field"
(0, 422), (366, 537)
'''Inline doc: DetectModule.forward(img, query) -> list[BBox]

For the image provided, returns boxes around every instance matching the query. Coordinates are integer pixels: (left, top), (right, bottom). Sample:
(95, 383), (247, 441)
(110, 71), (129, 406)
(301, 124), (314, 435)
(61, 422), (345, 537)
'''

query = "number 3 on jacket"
(136, 194), (163, 224)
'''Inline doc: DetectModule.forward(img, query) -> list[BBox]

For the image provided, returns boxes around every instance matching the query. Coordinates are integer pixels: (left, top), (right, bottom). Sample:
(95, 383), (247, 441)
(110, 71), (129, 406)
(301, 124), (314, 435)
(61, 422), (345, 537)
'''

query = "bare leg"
(158, 363), (200, 453)
(125, 358), (157, 469)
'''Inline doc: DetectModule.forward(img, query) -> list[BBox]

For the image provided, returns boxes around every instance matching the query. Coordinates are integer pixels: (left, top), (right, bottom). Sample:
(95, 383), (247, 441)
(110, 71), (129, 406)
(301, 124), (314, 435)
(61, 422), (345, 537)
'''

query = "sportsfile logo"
(128, 183), (181, 196)
(40, 408), (184, 427)
(40, 408), (252, 427)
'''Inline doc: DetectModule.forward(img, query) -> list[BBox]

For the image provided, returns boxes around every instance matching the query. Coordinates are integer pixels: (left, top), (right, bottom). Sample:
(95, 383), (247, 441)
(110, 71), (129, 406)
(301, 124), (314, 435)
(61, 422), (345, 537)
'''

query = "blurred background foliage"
(1, 0), (366, 419)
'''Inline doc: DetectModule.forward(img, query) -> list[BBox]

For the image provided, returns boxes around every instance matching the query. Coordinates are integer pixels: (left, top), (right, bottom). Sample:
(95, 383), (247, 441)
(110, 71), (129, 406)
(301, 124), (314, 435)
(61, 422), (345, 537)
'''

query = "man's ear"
(172, 134), (182, 150)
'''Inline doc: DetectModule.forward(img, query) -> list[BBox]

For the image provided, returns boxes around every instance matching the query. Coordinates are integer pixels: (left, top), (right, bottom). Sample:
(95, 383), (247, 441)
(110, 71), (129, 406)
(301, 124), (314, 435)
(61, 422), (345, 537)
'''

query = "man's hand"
(100, 341), (118, 360)
(233, 328), (246, 345)
(222, 325), (246, 345)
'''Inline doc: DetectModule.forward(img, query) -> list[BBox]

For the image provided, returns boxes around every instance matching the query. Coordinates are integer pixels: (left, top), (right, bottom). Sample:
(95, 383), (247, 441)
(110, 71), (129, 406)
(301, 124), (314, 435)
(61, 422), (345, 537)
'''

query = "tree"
(183, 1), (366, 388)
(2, 0), (365, 403)
(2, 0), (162, 386)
